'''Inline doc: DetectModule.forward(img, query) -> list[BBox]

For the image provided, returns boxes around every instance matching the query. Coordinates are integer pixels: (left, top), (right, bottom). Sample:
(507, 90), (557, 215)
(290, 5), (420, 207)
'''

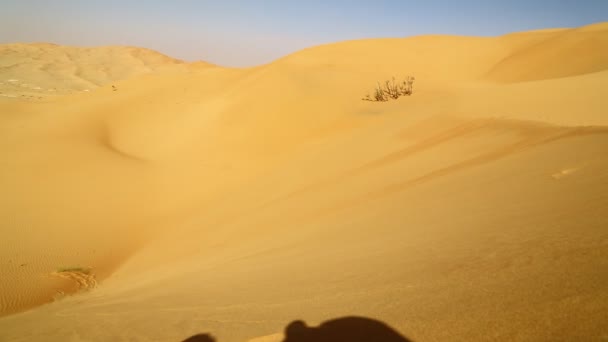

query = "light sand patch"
(248, 333), (283, 342)
(552, 166), (583, 179)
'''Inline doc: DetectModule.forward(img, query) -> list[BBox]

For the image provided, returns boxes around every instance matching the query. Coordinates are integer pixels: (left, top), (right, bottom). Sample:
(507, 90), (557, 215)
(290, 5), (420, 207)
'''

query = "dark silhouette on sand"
(282, 316), (411, 342)
(181, 333), (216, 342)
(181, 316), (412, 342)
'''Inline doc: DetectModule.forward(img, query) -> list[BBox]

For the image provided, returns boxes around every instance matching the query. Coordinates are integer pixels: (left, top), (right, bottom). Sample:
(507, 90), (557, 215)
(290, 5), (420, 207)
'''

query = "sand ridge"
(486, 22), (608, 82)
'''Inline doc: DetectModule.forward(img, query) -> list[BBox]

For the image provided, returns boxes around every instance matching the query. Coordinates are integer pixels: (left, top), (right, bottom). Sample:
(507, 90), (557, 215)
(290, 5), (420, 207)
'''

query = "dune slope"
(0, 23), (607, 342)
(486, 22), (608, 82)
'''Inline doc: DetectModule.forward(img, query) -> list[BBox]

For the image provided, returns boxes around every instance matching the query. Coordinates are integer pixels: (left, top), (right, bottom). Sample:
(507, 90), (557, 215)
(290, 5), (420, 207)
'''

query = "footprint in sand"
(49, 267), (98, 300)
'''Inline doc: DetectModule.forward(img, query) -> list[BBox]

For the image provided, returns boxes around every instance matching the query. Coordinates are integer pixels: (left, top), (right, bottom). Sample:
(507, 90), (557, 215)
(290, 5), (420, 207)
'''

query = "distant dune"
(486, 22), (608, 82)
(0, 44), (198, 99)
(0, 23), (607, 342)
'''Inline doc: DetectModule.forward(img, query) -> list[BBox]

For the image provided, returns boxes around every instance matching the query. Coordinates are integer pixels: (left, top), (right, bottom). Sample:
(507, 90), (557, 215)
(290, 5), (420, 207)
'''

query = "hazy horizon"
(1, 0), (607, 67)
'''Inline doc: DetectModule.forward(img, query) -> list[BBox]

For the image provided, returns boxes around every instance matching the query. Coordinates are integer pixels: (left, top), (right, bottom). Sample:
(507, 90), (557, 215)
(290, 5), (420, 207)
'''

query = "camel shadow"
(282, 316), (412, 342)
(182, 316), (412, 342)
(181, 333), (215, 342)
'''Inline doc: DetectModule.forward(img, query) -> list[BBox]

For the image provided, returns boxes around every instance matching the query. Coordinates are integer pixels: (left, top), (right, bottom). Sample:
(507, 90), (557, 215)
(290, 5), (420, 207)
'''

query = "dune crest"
(486, 22), (608, 82)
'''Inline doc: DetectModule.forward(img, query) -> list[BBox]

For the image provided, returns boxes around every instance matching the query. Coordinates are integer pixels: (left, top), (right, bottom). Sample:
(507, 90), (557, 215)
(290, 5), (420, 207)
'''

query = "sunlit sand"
(1, 22), (607, 341)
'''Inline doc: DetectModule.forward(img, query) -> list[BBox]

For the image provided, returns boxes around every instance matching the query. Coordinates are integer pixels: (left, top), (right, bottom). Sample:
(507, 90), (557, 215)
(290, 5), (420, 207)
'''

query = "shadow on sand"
(182, 316), (412, 342)
(182, 333), (216, 342)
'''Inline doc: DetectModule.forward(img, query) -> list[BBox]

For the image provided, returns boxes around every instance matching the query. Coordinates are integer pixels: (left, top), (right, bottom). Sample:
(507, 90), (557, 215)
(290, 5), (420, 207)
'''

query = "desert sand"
(0, 22), (607, 341)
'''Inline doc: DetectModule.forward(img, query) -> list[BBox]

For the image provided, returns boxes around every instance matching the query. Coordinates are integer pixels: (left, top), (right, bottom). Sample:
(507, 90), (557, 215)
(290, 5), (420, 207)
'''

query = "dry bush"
(363, 76), (415, 102)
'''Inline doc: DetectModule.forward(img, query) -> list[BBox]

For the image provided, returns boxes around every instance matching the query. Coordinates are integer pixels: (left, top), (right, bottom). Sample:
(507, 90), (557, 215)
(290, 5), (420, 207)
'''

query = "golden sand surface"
(1, 22), (607, 341)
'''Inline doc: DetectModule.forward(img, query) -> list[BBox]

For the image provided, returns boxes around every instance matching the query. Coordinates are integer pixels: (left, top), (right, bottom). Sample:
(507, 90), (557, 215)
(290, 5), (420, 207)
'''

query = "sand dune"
(0, 44), (200, 99)
(0, 23), (607, 341)
(486, 22), (608, 82)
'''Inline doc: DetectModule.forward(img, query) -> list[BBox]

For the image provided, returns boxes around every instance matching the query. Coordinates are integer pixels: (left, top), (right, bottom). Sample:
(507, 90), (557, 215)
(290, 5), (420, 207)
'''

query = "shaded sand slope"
(0, 23), (607, 341)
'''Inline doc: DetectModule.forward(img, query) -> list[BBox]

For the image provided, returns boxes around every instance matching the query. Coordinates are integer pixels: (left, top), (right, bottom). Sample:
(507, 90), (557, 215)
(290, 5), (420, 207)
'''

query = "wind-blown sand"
(0, 23), (607, 341)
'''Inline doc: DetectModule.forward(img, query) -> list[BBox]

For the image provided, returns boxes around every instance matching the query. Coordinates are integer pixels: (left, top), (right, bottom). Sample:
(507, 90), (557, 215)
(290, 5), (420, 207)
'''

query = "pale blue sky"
(1, 0), (607, 66)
